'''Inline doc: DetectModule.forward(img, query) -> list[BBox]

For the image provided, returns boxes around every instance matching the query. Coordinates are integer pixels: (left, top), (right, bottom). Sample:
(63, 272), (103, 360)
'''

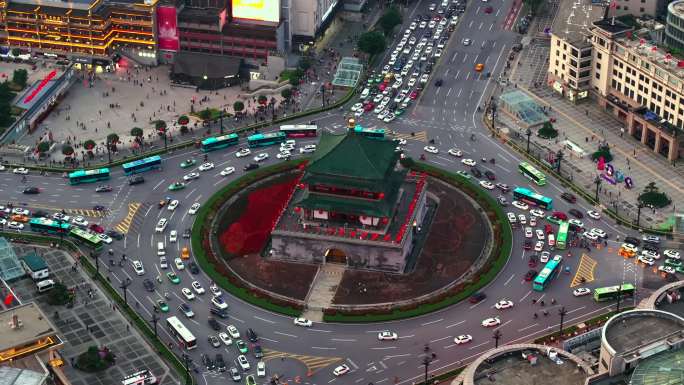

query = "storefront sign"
(157, 6), (180, 52)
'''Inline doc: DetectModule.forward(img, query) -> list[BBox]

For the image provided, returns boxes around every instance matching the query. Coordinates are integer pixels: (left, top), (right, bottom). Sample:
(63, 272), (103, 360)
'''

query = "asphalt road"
(0, 0), (668, 384)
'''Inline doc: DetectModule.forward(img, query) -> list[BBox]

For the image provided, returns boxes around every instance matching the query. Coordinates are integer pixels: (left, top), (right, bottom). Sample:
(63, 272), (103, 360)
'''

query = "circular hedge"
(75, 346), (115, 372)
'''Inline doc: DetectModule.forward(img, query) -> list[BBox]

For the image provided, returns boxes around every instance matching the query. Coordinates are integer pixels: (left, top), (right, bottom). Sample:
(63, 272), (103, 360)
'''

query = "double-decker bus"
(352, 125), (385, 139)
(593, 283), (636, 302)
(121, 370), (158, 385)
(122, 155), (162, 175)
(247, 132), (287, 147)
(68, 168), (110, 185)
(532, 255), (563, 291)
(29, 217), (71, 234)
(512, 187), (553, 210)
(69, 227), (103, 251)
(518, 162), (547, 186)
(201, 133), (239, 152)
(556, 221), (570, 250)
(280, 124), (318, 138)
(166, 316), (197, 350)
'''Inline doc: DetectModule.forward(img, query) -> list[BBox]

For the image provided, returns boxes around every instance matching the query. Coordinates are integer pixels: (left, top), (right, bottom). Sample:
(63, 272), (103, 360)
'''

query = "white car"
(237, 355), (250, 371)
(573, 288), (592, 297)
(524, 227), (533, 238)
(529, 216), (537, 227)
(664, 249), (681, 260)
(293, 317), (313, 327)
(210, 284), (221, 297)
(174, 258), (185, 270)
(199, 162), (215, 171)
(506, 212), (517, 223)
(188, 203), (201, 215)
(181, 288), (195, 300)
(13, 208), (30, 216)
(183, 172), (200, 181)
(420, 73), (430, 84)
(396, 138), (407, 145)
(587, 210), (601, 220)
(218, 332), (233, 346)
(529, 209), (545, 218)
(539, 251), (550, 263)
(235, 148), (251, 157)
(253, 153), (269, 162)
(569, 219), (584, 229)
(280, 143), (295, 152)
(8, 221), (24, 230)
(212, 295), (228, 310)
(220, 166), (235, 176)
(407, 77), (417, 87)
(423, 146), (439, 154)
(159, 256), (168, 269)
(132, 260), (145, 276)
(277, 151), (291, 159)
(638, 255), (655, 266)
(409, 21), (417, 30)
(461, 158), (476, 166)
(659, 265), (676, 274)
(155, 218), (168, 233)
(621, 243), (638, 253)
(377, 331), (398, 341)
(97, 233), (113, 244)
(462, 38), (471, 46)
(383, 113), (396, 123)
(534, 241), (544, 252)
(351, 102), (363, 112)
(167, 199), (179, 211)
(448, 148), (463, 157)
(481, 317), (501, 327)
(13, 167), (28, 175)
(479, 181), (494, 190)
(641, 249), (660, 260)
(227, 324), (240, 339)
(72, 216), (89, 227)
(454, 334), (473, 344)
(191, 281), (205, 294)
(518, 214), (527, 225)
(512, 201), (529, 210)
(535, 229), (545, 241)
(582, 231), (598, 241)
(169, 230), (178, 242)
(333, 364), (351, 377)
(257, 361), (266, 377)
(590, 228), (607, 238)
(494, 300), (514, 310)
(300, 145), (317, 154)
(434, 48), (443, 57)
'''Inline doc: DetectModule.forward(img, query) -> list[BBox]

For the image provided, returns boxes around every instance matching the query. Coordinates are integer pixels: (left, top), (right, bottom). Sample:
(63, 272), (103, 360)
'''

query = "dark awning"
(171, 52), (241, 80)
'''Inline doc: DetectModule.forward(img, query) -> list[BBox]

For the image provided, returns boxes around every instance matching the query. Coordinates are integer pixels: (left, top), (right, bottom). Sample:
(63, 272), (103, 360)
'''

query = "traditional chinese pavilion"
(269, 131), (428, 273)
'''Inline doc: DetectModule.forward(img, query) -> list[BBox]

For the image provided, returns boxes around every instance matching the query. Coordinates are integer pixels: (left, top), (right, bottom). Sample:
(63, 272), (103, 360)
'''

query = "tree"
(0, 100), (14, 127)
(538, 121), (558, 139)
(638, 182), (671, 208)
(177, 115), (190, 125)
(106, 133), (119, 159)
(130, 127), (143, 138)
(198, 108), (212, 122)
(84, 139), (96, 151)
(591, 143), (613, 163)
(36, 141), (50, 154)
(154, 120), (167, 132)
(10, 48), (20, 57)
(281, 88), (293, 101)
(380, 7), (403, 36)
(62, 144), (74, 157)
(358, 31), (386, 56)
(12, 69), (28, 88)
(47, 282), (72, 306)
(75, 346), (115, 373)
(258, 95), (268, 106)
(233, 101), (244, 114)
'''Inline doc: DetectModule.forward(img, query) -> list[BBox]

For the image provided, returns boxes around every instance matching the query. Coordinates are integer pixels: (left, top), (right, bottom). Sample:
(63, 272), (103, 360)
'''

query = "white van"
(157, 241), (166, 256)
(360, 88), (370, 99)
(36, 279), (55, 293)
(547, 234), (556, 247)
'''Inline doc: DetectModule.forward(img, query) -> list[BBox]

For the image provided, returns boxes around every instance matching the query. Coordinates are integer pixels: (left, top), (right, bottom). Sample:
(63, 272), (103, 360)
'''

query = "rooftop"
(498, 90), (549, 127)
(473, 350), (588, 385)
(0, 366), (47, 385)
(0, 302), (59, 355)
(604, 311), (684, 354)
(612, 34), (684, 81)
(656, 286), (684, 319)
(552, 0), (605, 46)
(629, 347), (684, 385)
(669, 0), (684, 18)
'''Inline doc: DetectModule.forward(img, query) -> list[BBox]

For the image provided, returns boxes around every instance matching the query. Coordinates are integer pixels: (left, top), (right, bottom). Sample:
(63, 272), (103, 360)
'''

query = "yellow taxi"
(475, 63), (485, 72)
(10, 214), (30, 223)
(180, 247), (191, 260)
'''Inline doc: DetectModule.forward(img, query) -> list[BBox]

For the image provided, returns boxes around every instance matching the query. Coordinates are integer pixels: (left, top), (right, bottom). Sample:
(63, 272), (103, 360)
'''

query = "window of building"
(640, 7), (644, 11)
(596, 72), (600, 79)
(624, 6), (628, 10)
(597, 52), (603, 59)
(596, 62), (602, 70)
(571, 48), (579, 57)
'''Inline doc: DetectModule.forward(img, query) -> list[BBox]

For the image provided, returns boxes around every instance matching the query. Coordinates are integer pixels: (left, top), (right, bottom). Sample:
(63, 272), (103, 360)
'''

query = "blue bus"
(352, 125), (385, 139)
(512, 187), (553, 210)
(532, 255), (563, 291)
(247, 132), (287, 147)
(201, 133), (239, 152)
(122, 155), (162, 175)
(68, 168), (110, 185)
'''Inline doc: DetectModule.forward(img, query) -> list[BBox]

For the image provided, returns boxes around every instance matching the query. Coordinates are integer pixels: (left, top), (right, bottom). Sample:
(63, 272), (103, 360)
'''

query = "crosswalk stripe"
(392, 130), (428, 142)
(570, 254), (597, 287)
(114, 202), (142, 234)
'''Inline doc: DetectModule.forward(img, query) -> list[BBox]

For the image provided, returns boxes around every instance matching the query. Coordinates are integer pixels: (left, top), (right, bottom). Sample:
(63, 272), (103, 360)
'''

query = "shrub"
(538, 121), (558, 139)
(36, 141), (50, 154)
(75, 346), (115, 372)
(46, 282), (72, 305)
(591, 143), (613, 163)
(177, 115), (190, 125)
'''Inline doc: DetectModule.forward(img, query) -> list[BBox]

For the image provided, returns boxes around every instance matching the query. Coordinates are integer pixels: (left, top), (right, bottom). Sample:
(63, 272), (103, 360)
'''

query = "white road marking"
(274, 331), (298, 338)
(420, 318), (443, 326)
(429, 335), (452, 343)
(468, 341), (490, 350)
(254, 316), (276, 324)
(445, 320), (465, 329)
(517, 323), (539, 332)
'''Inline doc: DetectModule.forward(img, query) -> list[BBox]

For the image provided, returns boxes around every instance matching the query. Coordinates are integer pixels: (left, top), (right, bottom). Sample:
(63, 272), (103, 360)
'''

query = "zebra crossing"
(391, 130), (429, 142)
(570, 254), (597, 287)
(113, 202), (144, 234)
(261, 348), (343, 373)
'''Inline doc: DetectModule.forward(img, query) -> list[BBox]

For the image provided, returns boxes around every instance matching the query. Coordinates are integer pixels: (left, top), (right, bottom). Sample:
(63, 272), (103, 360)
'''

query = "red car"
(363, 102), (375, 111)
(484, 6), (493, 13)
(378, 83), (387, 91)
(409, 90), (419, 99)
(552, 211), (568, 221)
(89, 224), (105, 234)
(469, 292), (486, 304)
(544, 224), (554, 235)
(524, 270), (538, 281)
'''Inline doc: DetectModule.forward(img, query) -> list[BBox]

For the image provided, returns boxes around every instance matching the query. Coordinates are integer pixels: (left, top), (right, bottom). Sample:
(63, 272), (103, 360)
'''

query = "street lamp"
(556, 150), (564, 174)
(91, 251), (99, 276)
(525, 127), (532, 153)
(421, 345), (435, 385)
(120, 277), (131, 305)
(182, 353), (192, 385)
(594, 175), (602, 203)
(616, 284), (624, 313)
(558, 306), (567, 335)
(636, 201), (645, 227)
(492, 329), (502, 348)
(219, 109), (224, 135)
(150, 312), (159, 337)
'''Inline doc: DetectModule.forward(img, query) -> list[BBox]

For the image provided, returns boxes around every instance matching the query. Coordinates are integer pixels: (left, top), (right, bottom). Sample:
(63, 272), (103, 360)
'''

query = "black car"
(128, 176), (144, 185)
(624, 236), (641, 246)
(95, 185), (112, 193)
(215, 354), (226, 372)
(142, 279), (155, 292)
(23, 187), (40, 194)
(253, 344), (263, 359)
(470, 167), (482, 178)
(246, 328), (258, 343)
(568, 209), (584, 219)
(244, 163), (259, 171)
(484, 171), (496, 181)
(93, 205), (106, 211)
(188, 261), (200, 274)
(560, 192), (577, 203)
(468, 292), (486, 304)
(434, 79), (443, 87)
(643, 243), (659, 253)
(496, 183), (510, 192)
(106, 230), (124, 240)
(182, 228), (192, 238)
(33, 210), (49, 218)
(202, 354), (215, 370)
(208, 317), (221, 331)
(210, 306), (229, 318)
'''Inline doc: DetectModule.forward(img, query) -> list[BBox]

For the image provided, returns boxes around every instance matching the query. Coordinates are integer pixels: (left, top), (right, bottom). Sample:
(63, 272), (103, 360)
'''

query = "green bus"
(201, 133), (239, 152)
(122, 155), (162, 175)
(532, 255), (563, 291)
(518, 162), (547, 186)
(352, 125), (386, 139)
(29, 217), (71, 234)
(512, 187), (553, 210)
(68, 168), (110, 185)
(593, 283), (636, 302)
(556, 221), (569, 250)
(69, 227), (103, 251)
(247, 132), (287, 147)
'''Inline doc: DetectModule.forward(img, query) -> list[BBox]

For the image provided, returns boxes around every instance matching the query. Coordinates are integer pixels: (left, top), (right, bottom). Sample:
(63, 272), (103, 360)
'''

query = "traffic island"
(74, 346), (116, 373)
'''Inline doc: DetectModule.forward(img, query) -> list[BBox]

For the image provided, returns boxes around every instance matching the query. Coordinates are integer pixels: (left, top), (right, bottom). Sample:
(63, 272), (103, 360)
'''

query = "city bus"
(279, 124), (318, 138)
(518, 162), (547, 186)
(69, 227), (103, 251)
(532, 255), (563, 291)
(29, 217), (71, 234)
(247, 132), (287, 147)
(68, 168), (110, 185)
(352, 125), (386, 139)
(201, 133), (239, 152)
(121, 370), (158, 385)
(556, 221), (570, 250)
(122, 155), (162, 175)
(166, 316), (197, 350)
(593, 283), (636, 302)
(512, 187), (553, 210)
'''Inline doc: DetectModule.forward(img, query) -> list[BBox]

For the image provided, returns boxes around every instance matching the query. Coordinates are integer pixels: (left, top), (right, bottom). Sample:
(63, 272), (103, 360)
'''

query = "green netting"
(499, 90), (549, 126)
(629, 348), (684, 385)
(332, 57), (363, 87)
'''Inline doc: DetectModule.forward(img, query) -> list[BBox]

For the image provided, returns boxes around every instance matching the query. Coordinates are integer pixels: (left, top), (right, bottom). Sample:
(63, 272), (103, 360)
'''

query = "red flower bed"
(219, 176), (299, 256)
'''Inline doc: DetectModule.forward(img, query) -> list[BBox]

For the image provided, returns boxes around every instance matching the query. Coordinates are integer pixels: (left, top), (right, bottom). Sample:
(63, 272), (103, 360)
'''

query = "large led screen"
(232, 0), (280, 23)
(157, 6), (180, 52)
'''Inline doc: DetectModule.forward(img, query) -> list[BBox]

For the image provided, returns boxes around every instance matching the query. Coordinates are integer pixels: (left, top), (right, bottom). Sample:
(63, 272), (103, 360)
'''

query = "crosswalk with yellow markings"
(114, 202), (144, 234)
(570, 254), (597, 287)
(65, 208), (108, 218)
(391, 130), (428, 142)
(262, 348), (343, 373)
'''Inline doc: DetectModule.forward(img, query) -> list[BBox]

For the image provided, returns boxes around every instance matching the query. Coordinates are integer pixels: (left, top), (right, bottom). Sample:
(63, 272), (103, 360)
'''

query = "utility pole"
(594, 175), (602, 203)
(492, 329), (502, 348)
(219, 109), (224, 135)
(182, 353), (192, 385)
(150, 312), (159, 337)
(525, 127), (532, 153)
(616, 284), (623, 313)
(421, 344), (435, 385)
(556, 150), (564, 174)
(120, 277), (131, 305)
(91, 251), (99, 276)
(636, 202), (644, 227)
(558, 306), (567, 335)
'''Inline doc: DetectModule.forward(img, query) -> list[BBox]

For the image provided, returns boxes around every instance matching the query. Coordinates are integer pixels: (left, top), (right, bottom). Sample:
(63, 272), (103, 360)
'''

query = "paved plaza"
(9, 244), (178, 385)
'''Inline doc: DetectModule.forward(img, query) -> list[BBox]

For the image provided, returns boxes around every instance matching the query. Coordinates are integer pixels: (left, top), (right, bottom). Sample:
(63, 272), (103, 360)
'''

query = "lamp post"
(492, 329), (502, 348)
(525, 127), (532, 153)
(616, 284), (623, 313)
(219, 109), (224, 135)
(594, 175), (602, 203)
(150, 312), (159, 337)
(636, 201), (645, 227)
(182, 353), (192, 385)
(91, 251), (99, 276)
(558, 306), (567, 335)
(421, 345), (435, 385)
(556, 150), (564, 174)
(106, 142), (111, 164)
(120, 277), (131, 305)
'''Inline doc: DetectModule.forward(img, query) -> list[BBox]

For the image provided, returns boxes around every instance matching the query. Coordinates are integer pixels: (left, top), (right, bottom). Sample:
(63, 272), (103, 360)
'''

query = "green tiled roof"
(629, 348), (684, 385)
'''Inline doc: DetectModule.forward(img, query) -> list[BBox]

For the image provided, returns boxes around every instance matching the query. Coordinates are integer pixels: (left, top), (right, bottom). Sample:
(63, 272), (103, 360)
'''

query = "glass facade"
(0, 237), (24, 282)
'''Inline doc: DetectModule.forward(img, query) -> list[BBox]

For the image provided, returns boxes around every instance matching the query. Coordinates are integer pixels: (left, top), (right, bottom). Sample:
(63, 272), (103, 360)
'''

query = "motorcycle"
(481, 157), (487, 163)
(490, 158), (495, 164)
(164, 292), (170, 299)
(420, 154), (426, 161)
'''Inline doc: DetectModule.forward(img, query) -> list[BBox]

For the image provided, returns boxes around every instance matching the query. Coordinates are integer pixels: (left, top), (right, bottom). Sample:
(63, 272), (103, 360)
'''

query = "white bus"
(563, 140), (586, 158)
(121, 370), (158, 385)
(166, 316), (197, 350)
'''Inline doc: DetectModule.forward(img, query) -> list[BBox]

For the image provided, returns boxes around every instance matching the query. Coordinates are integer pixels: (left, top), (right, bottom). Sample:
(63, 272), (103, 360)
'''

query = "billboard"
(157, 6), (180, 52)
(231, 0), (280, 23)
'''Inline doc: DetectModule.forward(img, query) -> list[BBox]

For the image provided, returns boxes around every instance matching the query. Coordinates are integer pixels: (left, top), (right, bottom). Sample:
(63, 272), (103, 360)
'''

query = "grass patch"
(279, 69), (298, 82)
